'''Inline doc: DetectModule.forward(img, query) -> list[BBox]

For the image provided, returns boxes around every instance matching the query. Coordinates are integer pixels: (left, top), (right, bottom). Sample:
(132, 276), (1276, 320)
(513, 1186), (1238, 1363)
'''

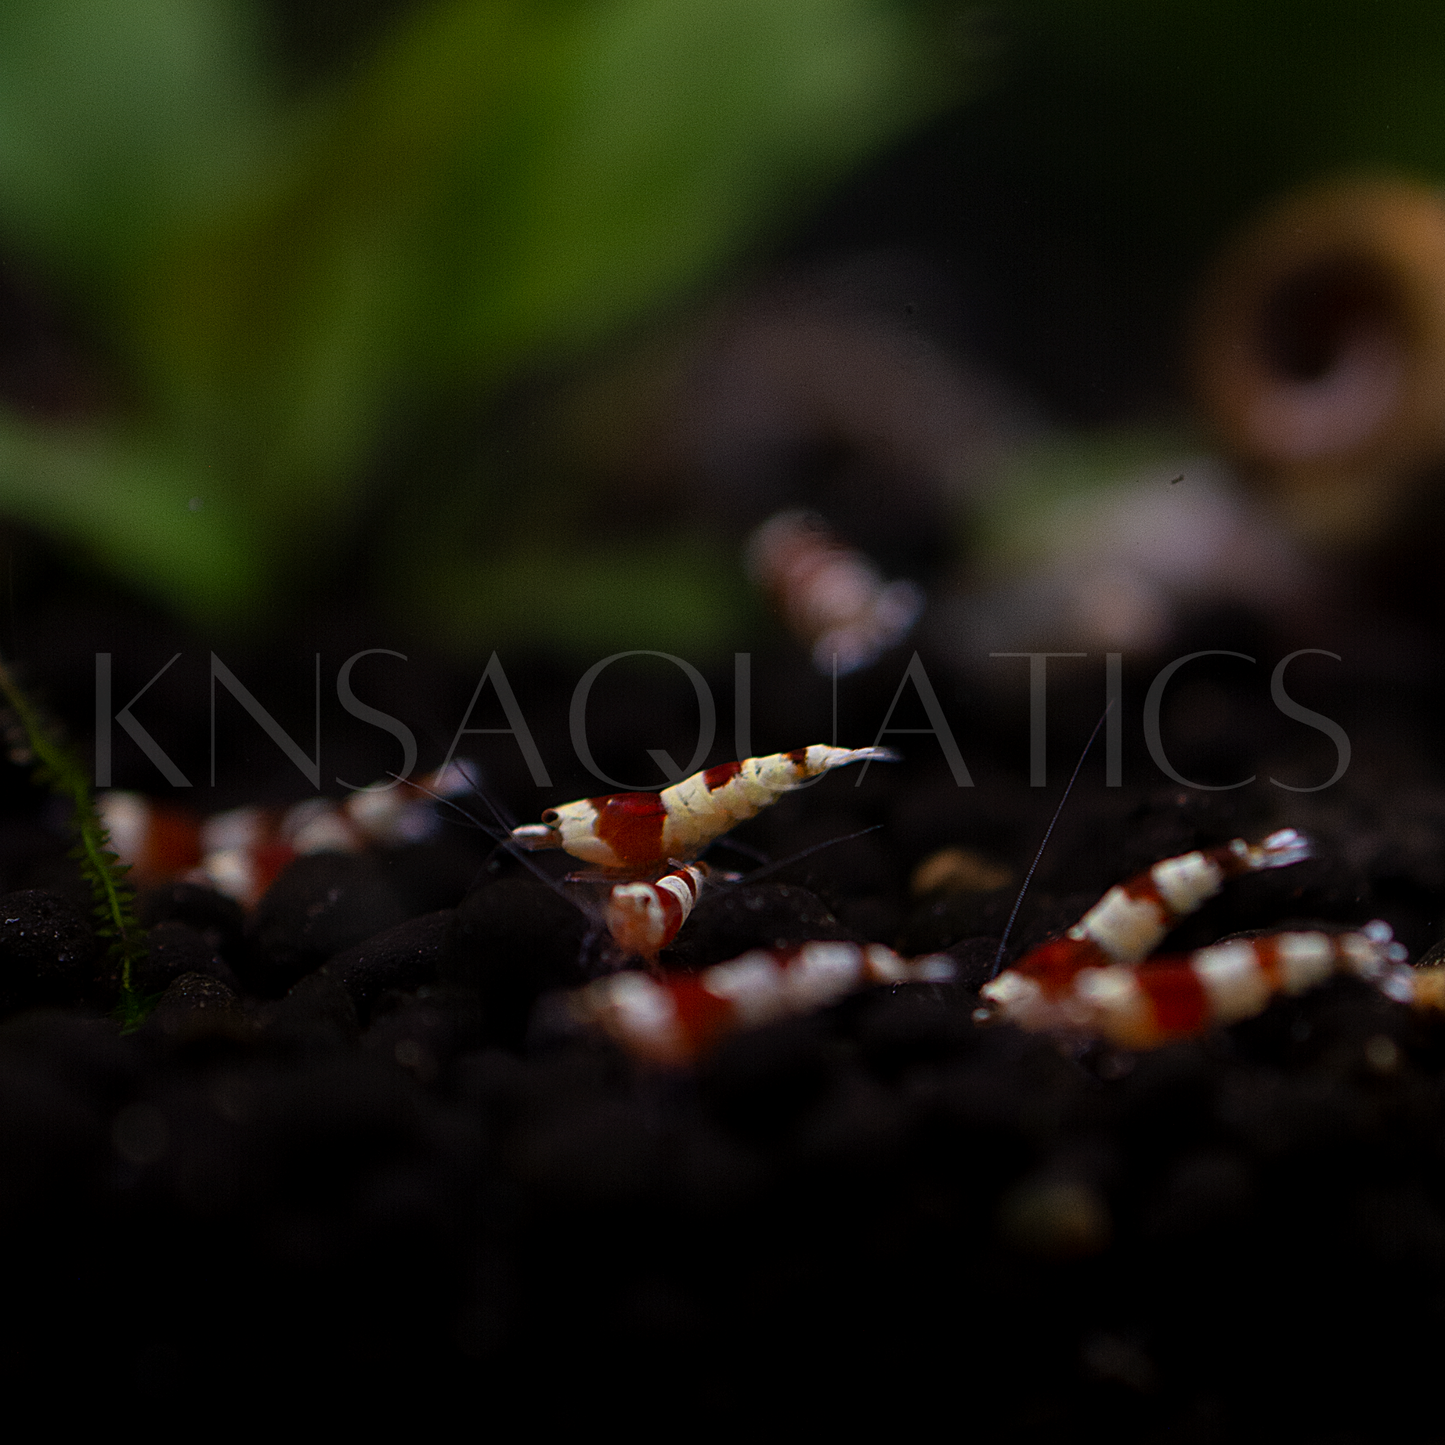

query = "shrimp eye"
(541, 809), (559, 824)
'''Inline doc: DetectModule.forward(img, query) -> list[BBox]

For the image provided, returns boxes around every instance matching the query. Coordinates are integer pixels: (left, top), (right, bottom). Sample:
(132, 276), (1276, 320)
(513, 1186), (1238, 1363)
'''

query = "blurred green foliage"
(0, 0), (955, 635)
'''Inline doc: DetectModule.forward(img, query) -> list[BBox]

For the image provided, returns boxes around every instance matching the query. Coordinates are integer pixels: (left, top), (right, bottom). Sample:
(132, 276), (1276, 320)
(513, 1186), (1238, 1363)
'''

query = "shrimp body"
(745, 510), (923, 674)
(985, 923), (1412, 1049)
(571, 941), (956, 1066)
(511, 745), (895, 871)
(99, 763), (472, 909)
(978, 828), (1441, 1048)
(1007, 829), (1313, 997)
(603, 862), (709, 964)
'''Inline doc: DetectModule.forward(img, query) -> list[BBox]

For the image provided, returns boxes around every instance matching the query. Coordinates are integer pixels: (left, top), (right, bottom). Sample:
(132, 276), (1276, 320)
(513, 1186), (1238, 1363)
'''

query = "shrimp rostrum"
(510, 745), (895, 874)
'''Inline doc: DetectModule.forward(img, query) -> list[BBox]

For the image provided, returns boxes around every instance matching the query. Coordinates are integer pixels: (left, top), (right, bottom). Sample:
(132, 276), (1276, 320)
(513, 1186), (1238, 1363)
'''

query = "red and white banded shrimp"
(601, 861), (712, 968)
(978, 831), (1445, 1048)
(98, 758), (706, 968)
(566, 827), (1445, 1066)
(568, 940), (956, 1066)
(745, 510), (924, 675)
(98, 763), (474, 909)
(510, 744), (896, 874)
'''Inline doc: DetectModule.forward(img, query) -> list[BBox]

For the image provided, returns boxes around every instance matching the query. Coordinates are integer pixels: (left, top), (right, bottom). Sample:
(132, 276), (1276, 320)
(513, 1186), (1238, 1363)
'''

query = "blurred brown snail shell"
(1190, 177), (1445, 547)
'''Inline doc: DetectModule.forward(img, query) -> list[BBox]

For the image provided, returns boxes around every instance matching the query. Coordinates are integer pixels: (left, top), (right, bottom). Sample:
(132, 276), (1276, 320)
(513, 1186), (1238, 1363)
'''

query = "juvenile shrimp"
(375, 768), (723, 967)
(984, 921), (1413, 1049)
(509, 745), (896, 873)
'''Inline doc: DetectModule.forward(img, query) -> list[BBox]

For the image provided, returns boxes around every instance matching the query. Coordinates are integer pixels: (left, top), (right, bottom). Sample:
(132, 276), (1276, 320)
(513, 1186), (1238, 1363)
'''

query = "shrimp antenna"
(390, 768), (514, 838)
(446, 759), (521, 836)
(990, 701), (1113, 980)
(730, 824), (884, 887)
(393, 767), (615, 966)
(707, 835), (774, 867)
(389, 768), (587, 912)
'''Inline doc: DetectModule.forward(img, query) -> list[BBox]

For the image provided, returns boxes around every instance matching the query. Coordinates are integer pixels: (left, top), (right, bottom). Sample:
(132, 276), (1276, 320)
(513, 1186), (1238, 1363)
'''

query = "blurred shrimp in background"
(549, 248), (1036, 667)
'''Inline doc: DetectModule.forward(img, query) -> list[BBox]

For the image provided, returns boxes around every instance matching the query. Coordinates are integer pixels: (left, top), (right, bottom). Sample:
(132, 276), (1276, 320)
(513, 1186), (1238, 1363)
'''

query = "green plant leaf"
(0, 0), (960, 637)
(124, 0), (957, 582)
(0, 416), (272, 622)
(0, 0), (276, 287)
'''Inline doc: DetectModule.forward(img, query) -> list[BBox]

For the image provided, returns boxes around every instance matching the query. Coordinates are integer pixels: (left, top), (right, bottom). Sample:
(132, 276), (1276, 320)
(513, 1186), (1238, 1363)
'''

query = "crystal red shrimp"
(509, 745), (895, 873)
(744, 510), (923, 675)
(569, 941), (956, 1066)
(602, 861), (711, 967)
(984, 923), (1414, 1049)
(978, 829), (1443, 1047)
(1001, 828), (1313, 995)
(98, 763), (472, 909)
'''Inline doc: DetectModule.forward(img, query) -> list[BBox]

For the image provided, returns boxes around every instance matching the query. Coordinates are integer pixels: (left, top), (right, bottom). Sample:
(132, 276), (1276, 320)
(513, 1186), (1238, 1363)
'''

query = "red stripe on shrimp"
(1132, 958), (1213, 1038)
(588, 793), (670, 872)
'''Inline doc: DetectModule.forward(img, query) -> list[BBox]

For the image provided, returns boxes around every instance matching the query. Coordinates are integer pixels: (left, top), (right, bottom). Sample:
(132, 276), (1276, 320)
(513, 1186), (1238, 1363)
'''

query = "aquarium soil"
(1, 628), (1444, 1440)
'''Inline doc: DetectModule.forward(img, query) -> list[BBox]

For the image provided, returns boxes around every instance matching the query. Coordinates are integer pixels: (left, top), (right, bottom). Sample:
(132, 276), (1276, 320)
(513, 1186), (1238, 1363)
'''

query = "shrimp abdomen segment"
(658, 746), (885, 858)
